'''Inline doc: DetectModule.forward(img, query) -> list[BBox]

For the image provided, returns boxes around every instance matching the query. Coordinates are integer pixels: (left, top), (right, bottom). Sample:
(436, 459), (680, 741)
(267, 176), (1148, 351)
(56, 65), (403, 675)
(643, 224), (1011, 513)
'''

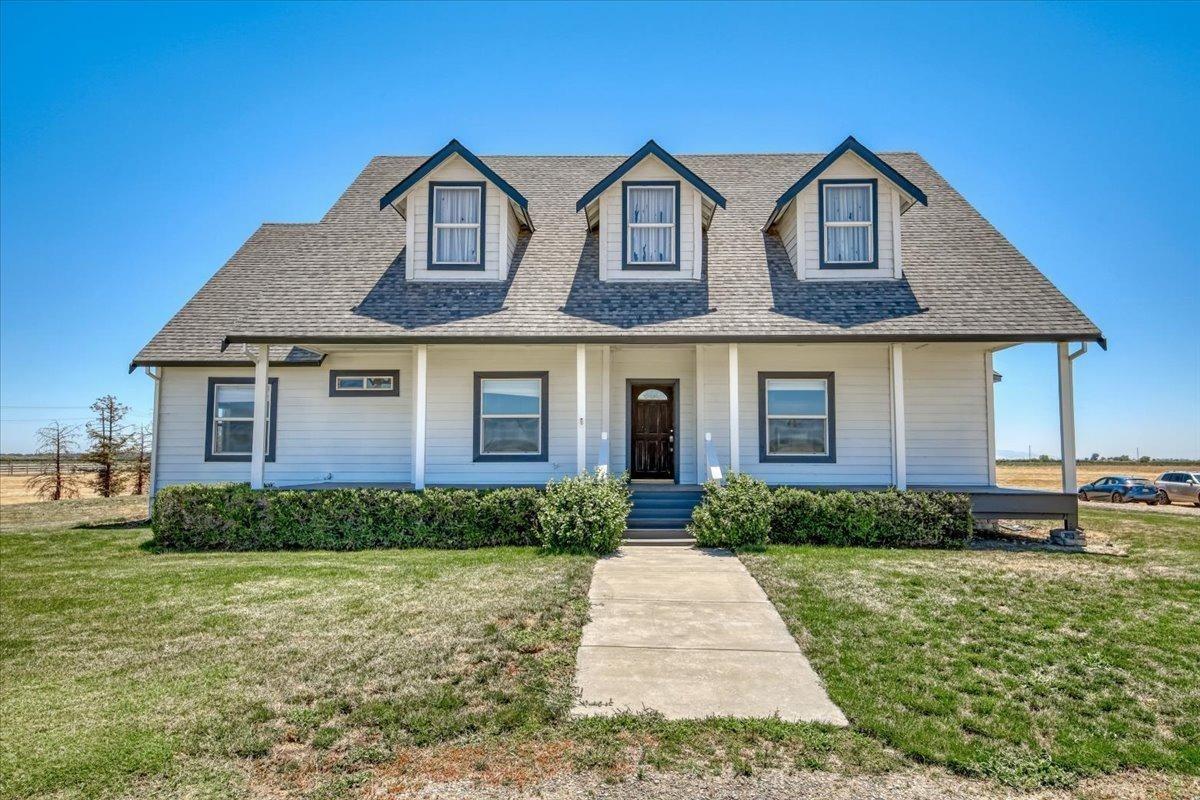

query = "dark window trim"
(818, 178), (879, 270)
(205, 377), (279, 463)
(757, 371), (836, 464)
(328, 369), (400, 397)
(473, 371), (550, 462)
(621, 180), (682, 271)
(427, 181), (486, 270)
(625, 378), (681, 483)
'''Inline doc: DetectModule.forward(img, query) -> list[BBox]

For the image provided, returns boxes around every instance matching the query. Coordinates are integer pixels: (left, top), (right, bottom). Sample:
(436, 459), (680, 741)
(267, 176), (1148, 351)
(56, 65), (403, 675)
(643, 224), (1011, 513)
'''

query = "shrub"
(688, 473), (772, 549)
(152, 484), (543, 551)
(770, 487), (972, 548)
(537, 470), (631, 554)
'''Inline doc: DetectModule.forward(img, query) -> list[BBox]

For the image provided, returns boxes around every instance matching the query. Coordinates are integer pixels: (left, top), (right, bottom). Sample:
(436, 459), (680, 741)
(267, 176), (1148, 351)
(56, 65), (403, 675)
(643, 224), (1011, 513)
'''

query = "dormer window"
(429, 182), (484, 268)
(624, 181), (679, 268)
(819, 179), (877, 268)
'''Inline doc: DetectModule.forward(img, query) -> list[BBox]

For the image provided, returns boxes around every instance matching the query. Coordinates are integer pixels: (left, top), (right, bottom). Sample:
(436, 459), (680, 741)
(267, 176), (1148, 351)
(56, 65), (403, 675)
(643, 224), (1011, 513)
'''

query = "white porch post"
(728, 343), (740, 473)
(985, 350), (997, 486)
(695, 344), (705, 483)
(1057, 341), (1076, 493)
(601, 345), (611, 474)
(249, 345), (269, 489)
(413, 344), (427, 490)
(576, 344), (587, 474)
(890, 344), (907, 490)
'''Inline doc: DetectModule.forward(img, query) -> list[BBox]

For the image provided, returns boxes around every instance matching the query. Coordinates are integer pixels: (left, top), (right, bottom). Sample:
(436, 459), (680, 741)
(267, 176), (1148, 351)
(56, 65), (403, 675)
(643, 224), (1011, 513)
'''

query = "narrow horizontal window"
(820, 181), (876, 267)
(474, 372), (549, 462)
(625, 183), (677, 267)
(206, 377), (278, 462)
(758, 372), (835, 463)
(328, 370), (400, 397)
(429, 183), (484, 267)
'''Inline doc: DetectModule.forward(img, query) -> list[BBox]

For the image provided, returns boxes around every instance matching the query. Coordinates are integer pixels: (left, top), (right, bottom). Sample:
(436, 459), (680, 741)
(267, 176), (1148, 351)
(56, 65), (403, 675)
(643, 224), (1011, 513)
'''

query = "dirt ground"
(0, 473), (140, 505)
(996, 462), (1200, 492)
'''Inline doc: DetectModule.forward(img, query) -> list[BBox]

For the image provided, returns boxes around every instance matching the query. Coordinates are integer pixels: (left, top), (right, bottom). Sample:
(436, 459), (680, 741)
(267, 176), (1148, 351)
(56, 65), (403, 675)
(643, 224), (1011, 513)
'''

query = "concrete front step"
(623, 526), (694, 547)
(624, 527), (690, 539)
(628, 517), (693, 529)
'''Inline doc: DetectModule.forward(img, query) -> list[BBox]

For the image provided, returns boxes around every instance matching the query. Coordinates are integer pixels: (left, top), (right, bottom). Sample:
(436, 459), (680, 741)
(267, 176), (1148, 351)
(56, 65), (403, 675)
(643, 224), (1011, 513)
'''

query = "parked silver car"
(1154, 471), (1200, 506)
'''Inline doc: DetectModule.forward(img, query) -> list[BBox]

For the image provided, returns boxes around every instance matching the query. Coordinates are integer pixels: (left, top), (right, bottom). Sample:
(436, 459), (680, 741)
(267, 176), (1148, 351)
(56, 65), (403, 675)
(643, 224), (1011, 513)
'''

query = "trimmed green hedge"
(689, 473), (771, 549)
(151, 474), (630, 554)
(687, 475), (972, 549)
(538, 471), (632, 554)
(772, 486), (972, 548)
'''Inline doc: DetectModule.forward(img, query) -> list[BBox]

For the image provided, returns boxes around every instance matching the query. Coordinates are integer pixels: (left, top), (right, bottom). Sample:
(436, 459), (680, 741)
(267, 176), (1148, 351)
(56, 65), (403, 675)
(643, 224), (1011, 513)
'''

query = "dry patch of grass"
(743, 507), (1200, 789)
(0, 494), (148, 532)
(0, 473), (141, 505)
(996, 462), (1200, 492)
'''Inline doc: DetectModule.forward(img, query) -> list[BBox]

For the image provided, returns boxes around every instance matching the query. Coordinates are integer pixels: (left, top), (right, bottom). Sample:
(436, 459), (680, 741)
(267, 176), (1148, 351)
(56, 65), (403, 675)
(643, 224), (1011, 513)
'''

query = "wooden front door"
(630, 382), (675, 480)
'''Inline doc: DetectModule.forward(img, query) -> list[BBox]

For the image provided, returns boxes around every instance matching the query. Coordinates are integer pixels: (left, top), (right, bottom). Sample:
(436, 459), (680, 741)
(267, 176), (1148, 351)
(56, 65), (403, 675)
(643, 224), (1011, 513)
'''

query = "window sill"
(472, 453), (549, 463)
(427, 263), (486, 271)
(759, 453), (836, 464)
(204, 454), (276, 463)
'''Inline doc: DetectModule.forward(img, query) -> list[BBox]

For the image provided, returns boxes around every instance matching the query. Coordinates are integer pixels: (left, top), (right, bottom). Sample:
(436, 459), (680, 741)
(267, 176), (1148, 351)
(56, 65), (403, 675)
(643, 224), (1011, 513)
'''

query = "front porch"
(150, 340), (1087, 531)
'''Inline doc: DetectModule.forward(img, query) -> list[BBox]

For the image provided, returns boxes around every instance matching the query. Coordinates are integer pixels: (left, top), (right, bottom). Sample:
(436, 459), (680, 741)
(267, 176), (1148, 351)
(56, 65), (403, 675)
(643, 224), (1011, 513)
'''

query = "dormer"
(765, 136), (927, 281)
(576, 140), (726, 282)
(379, 140), (533, 282)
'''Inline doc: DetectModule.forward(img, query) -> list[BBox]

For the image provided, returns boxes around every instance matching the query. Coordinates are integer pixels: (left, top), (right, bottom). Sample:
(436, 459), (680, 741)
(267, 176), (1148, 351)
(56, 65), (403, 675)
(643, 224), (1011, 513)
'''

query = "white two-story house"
(132, 136), (1104, 531)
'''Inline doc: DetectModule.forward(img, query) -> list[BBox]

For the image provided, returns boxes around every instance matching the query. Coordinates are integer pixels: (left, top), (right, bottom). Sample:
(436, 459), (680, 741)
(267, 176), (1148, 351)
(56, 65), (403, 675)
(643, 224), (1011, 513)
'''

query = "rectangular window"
(473, 372), (549, 462)
(624, 182), (678, 268)
(820, 180), (876, 268)
(429, 182), (484, 268)
(205, 377), (278, 462)
(758, 372), (835, 463)
(328, 370), (400, 397)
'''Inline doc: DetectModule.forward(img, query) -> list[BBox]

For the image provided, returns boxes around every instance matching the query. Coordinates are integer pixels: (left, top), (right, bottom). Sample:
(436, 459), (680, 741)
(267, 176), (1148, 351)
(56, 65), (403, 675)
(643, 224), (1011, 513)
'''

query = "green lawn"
(0, 529), (595, 799)
(742, 507), (1200, 788)
(2, 505), (1197, 798)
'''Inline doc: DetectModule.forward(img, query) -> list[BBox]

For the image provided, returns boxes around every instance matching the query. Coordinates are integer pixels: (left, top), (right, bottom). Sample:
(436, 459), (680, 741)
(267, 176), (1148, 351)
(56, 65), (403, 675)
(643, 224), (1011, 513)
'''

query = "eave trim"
(576, 139), (727, 213)
(378, 139), (534, 230)
(765, 135), (928, 230)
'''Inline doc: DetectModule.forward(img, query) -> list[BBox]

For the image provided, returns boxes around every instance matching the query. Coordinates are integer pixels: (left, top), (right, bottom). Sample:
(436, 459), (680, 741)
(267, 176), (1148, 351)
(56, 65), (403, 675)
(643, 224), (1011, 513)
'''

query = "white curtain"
(434, 187), (480, 262)
(434, 187), (479, 223)
(436, 228), (478, 262)
(825, 185), (872, 262)
(824, 186), (871, 222)
(628, 187), (674, 223)
(628, 186), (674, 263)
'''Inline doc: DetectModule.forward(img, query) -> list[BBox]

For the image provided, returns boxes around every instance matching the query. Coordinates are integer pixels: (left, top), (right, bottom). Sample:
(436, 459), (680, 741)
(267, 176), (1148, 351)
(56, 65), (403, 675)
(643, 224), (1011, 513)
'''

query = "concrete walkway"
(572, 546), (847, 724)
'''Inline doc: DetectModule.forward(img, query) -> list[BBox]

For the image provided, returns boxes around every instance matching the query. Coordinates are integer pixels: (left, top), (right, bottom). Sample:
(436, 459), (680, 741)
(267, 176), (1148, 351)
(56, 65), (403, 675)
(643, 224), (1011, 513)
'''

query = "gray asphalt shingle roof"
(133, 151), (1103, 367)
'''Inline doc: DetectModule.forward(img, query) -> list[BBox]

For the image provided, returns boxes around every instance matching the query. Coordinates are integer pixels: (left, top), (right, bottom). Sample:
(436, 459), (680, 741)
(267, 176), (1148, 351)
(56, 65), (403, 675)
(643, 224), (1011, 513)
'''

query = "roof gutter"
(217, 331), (1107, 351)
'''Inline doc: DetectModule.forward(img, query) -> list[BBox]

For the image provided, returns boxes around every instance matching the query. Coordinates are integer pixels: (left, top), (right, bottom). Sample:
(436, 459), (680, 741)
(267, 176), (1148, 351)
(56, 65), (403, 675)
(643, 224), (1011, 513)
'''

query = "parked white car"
(1154, 472), (1200, 506)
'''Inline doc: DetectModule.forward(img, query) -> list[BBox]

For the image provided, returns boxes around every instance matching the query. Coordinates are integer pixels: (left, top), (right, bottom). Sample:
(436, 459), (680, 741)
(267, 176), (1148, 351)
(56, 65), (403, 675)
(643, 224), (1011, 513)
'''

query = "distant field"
(997, 461), (1200, 491)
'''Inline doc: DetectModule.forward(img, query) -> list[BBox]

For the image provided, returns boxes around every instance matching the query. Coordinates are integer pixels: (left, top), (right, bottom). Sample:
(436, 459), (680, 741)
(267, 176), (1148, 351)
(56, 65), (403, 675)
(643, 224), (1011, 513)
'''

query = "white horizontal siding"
(599, 155), (700, 283)
(608, 346), (697, 484)
(904, 344), (990, 485)
(799, 151), (897, 280)
(776, 199), (799, 276)
(733, 344), (894, 485)
(155, 352), (413, 488)
(152, 343), (993, 491)
(408, 155), (505, 282)
(424, 345), (583, 485)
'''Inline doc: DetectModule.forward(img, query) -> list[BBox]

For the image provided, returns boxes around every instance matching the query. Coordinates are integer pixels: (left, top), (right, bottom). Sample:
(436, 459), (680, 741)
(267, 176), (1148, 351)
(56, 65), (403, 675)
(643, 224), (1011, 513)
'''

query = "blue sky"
(1, 1), (1197, 457)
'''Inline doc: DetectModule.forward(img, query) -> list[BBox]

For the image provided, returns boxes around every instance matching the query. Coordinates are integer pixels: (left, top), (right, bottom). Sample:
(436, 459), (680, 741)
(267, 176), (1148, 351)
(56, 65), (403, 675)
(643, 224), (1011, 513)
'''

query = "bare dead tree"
(84, 395), (131, 497)
(25, 421), (83, 501)
(128, 424), (152, 496)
